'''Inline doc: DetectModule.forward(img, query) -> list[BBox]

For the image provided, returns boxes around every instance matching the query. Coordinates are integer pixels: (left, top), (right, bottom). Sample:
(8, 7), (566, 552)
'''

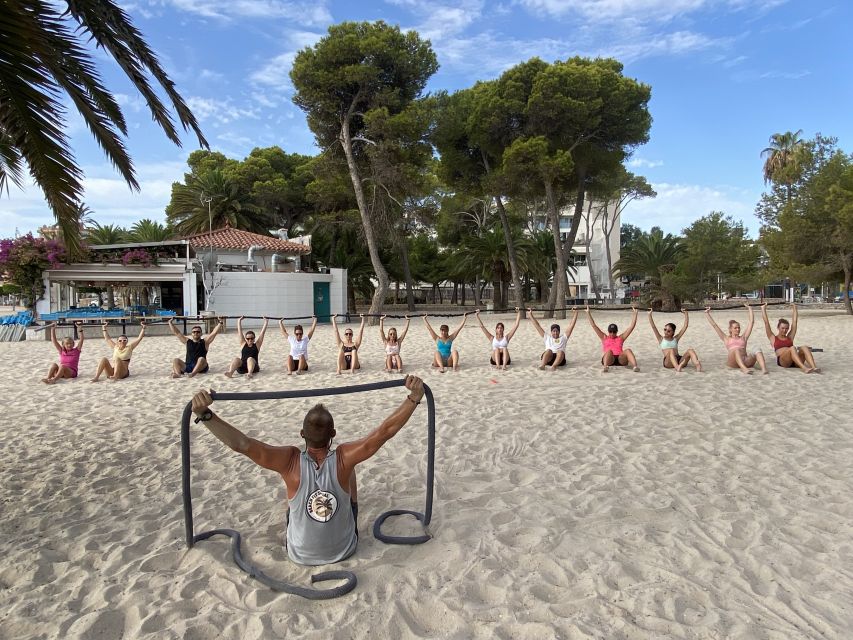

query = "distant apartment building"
(533, 197), (623, 302)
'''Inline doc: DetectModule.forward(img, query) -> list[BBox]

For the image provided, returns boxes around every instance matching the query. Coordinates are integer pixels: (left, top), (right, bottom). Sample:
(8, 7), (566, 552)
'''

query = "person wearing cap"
(331, 314), (365, 375)
(586, 306), (640, 372)
(527, 307), (578, 370)
(188, 374), (426, 565)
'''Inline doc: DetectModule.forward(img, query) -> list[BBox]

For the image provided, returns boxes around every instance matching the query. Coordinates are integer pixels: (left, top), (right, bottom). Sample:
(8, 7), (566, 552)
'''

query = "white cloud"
(250, 52), (298, 88)
(758, 69), (810, 80)
(601, 30), (724, 62)
(403, 1), (484, 41)
(0, 160), (190, 238)
(159, 0), (332, 25)
(517, 0), (783, 24)
(249, 31), (324, 90)
(623, 182), (761, 236)
(199, 69), (225, 82)
(627, 157), (664, 169)
(185, 96), (261, 124)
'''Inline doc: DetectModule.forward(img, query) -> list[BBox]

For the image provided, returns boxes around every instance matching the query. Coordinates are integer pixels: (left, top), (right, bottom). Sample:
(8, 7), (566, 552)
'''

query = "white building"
(534, 198), (623, 302)
(37, 228), (347, 329)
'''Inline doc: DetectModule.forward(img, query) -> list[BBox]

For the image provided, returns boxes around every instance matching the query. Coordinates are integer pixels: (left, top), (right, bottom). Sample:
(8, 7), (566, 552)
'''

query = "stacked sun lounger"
(0, 311), (33, 342)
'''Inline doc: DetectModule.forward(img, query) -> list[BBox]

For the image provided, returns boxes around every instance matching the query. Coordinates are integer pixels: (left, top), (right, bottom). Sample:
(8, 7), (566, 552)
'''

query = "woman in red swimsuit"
(761, 302), (820, 373)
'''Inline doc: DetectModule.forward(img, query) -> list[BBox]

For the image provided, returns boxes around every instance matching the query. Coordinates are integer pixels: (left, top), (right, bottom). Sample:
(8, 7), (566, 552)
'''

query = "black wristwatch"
(194, 410), (214, 423)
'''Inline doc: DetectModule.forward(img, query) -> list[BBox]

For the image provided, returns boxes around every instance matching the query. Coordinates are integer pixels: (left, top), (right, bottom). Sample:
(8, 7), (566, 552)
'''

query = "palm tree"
(85, 222), (127, 245)
(128, 219), (171, 243)
(526, 230), (557, 303)
(456, 226), (532, 310)
(613, 229), (685, 311)
(0, 0), (207, 257)
(761, 130), (805, 201)
(167, 170), (269, 235)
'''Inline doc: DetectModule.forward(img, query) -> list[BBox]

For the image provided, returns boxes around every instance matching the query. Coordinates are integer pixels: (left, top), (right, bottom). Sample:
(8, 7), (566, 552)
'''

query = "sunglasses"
(191, 330), (201, 334)
(344, 332), (353, 336)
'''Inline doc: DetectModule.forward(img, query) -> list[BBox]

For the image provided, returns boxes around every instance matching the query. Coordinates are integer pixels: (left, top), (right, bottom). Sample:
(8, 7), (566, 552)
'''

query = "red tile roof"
(183, 227), (310, 254)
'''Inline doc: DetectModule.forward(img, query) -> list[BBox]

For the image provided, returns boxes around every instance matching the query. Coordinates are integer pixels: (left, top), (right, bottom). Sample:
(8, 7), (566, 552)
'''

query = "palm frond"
(64, 0), (208, 148)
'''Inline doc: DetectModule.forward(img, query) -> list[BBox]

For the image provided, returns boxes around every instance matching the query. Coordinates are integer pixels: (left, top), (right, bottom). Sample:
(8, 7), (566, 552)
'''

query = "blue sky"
(2, 0), (851, 239)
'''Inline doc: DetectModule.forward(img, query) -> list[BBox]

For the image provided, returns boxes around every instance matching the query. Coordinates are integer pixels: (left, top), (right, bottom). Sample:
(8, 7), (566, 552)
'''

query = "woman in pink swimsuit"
(586, 306), (640, 372)
(42, 322), (84, 384)
(760, 302), (819, 373)
(705, 304), (767, 374)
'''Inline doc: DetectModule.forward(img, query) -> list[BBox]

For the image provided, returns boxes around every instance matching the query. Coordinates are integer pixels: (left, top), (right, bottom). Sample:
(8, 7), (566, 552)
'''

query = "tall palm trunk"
(340, 115), (389, 325)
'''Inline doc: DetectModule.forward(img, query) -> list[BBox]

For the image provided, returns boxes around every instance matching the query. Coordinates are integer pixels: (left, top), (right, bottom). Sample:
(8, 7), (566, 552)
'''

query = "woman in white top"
(648, 309), (702, 372)
(379, 315), (410, 373)
(279, 316), (317, 374)
(475, 309), (522, 370)
(526, 308), (578, 370)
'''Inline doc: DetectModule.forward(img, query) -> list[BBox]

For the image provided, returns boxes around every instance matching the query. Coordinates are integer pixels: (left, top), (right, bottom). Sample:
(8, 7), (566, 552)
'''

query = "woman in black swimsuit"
(332, 314), (365, 374)
(225, 316), (269, 379)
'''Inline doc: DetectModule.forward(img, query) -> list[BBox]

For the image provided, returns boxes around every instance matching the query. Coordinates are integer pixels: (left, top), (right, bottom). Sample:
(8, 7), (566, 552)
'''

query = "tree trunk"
(347, 280), (357, 314)
(397, 231), (416, 312)
(473, 276), (481, 307)
(341, 117), (389, 325)
(843, 253), (852, 315)
(493, 195), (524, 308)
(544, 180), (568, 319)
(538, 276), (549, 303)
(604, 218), (616, 302)
(584, 201), (601, 303)
(461, 280), (467, 306)
(560, 175), (587, 265)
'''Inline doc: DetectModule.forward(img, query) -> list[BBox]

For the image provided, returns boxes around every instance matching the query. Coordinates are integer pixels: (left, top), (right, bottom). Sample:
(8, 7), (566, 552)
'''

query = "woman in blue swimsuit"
(423, 313), (468, 372)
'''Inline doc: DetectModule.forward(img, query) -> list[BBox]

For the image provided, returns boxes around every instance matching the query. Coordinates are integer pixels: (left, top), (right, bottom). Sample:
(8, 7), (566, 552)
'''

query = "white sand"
(1, 308), (852, 639)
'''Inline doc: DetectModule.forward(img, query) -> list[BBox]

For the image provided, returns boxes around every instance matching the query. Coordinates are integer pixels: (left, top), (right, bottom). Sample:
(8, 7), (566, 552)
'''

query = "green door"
(313, 282), (331, 322)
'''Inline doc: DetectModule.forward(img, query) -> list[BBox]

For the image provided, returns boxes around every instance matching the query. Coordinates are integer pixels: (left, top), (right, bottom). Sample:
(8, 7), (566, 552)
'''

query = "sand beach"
(1, 307), (852, 639)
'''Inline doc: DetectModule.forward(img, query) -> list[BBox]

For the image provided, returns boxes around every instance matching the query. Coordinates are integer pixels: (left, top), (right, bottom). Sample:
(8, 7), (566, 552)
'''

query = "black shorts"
(602, 355), (625, 366)
(663, 354), (683, 366)
(542, 351), (566, 366)
(490, 353), (511, 366)
(237, 363), (260, 374)
(777, 356), (795, 368)
(185, 361), (209, 374)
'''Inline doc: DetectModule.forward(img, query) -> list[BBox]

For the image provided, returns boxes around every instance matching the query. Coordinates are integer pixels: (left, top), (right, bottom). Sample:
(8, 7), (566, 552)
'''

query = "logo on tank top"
(306, 490), (337, 523)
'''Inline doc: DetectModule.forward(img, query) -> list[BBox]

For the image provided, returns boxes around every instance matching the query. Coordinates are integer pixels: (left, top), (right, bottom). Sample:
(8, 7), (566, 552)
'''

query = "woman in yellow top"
(91, 320), (146, 382)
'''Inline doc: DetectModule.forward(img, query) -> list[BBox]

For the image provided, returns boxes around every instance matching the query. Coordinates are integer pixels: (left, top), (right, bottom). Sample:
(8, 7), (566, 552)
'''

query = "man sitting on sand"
(189, 375), (425, 565)
(169, 318), (224, 378)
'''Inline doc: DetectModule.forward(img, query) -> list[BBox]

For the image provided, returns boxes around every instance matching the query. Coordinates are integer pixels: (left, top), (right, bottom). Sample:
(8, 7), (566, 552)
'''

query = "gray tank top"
(287, 450), (357, 566)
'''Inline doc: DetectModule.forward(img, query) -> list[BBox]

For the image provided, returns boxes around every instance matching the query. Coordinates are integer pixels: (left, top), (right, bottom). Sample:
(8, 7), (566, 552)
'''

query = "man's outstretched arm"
(338, 376), (425, 469)
(191, 389), (297, 473)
